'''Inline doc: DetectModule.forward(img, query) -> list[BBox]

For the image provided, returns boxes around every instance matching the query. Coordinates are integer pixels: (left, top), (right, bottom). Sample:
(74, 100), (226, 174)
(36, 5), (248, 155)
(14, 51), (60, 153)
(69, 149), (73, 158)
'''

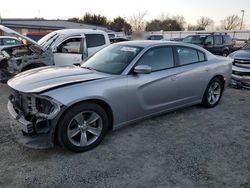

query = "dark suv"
(183, 33), (233, 56)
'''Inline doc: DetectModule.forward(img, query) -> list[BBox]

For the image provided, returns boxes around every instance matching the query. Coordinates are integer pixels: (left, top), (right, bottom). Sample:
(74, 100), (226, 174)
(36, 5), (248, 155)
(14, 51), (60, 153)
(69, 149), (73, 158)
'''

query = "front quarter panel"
(42, 76), (128, 127)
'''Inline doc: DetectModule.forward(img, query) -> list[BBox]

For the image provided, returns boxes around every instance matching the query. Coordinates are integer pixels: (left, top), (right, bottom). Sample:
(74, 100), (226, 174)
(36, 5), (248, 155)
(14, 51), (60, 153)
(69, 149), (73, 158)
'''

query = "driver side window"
(137, 47), (174, 71)
(57, 38), (81, 54)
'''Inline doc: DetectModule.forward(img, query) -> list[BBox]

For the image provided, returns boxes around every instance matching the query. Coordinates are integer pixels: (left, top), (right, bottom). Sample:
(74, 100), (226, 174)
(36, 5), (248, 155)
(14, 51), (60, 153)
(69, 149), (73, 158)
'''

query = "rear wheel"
(57, 102), (109, 152)
(202, 78), (223, 108)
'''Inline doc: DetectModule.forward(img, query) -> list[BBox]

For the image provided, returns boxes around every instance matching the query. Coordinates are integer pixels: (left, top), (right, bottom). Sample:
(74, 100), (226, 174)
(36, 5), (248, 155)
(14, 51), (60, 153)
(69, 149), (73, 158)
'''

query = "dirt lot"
(0, 83), (249, 188)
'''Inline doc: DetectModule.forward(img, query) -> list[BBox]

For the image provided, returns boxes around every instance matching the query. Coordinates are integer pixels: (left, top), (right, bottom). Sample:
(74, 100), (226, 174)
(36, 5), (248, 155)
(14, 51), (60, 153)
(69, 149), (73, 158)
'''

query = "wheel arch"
(212, 74), (225, 89)
(55, 99), (114, 136)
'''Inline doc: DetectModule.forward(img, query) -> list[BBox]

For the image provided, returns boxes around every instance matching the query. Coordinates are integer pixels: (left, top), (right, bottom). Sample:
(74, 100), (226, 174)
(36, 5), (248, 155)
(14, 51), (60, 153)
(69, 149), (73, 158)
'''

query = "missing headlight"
(27, 94), (62, 120)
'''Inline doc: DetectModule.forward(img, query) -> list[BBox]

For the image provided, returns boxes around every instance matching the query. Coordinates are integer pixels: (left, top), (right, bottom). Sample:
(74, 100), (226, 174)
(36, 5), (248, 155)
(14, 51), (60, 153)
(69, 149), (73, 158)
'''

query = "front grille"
(232, 70), (250, 76)
(233, 59), (250, 68)
(234, 59), (250, 64)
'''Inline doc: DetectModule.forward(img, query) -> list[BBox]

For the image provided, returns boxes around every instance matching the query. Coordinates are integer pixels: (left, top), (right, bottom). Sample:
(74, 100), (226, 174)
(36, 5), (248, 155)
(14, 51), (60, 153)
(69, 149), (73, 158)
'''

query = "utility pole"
(240, 10), (245, 30)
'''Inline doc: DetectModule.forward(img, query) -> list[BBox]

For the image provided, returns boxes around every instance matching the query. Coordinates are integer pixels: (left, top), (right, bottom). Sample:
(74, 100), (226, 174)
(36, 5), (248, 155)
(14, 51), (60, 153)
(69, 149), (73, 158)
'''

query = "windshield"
(183, 35), (206, 44)
(82, 44), (143, 74)
(38, 32), (61, 50)
(242, 42), (250, 50)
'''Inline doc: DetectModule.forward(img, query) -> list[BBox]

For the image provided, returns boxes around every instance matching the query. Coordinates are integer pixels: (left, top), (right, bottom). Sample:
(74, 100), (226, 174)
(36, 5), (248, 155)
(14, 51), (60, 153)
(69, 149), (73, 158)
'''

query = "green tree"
(109, 17), (132, 34)
(82, 13), (108, 26)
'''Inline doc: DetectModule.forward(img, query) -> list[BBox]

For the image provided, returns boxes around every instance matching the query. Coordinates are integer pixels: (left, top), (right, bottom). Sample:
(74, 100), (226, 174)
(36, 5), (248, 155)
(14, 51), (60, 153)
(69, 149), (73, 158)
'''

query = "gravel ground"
(0, 83), (249, 188)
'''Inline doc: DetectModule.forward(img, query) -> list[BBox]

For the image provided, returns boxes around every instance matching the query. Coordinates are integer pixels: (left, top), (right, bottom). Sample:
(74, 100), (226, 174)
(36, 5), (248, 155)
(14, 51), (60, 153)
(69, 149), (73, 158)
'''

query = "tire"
(57, 102), (109, 152)
(222, 50), (229, 57)
(202, 78), (223, 108)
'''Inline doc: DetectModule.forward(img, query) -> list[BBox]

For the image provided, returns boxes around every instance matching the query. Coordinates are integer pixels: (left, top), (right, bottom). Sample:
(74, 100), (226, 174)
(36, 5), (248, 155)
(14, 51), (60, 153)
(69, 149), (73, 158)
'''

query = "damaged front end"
(8, 89), (65, 149)
(0, 45), (53, 83)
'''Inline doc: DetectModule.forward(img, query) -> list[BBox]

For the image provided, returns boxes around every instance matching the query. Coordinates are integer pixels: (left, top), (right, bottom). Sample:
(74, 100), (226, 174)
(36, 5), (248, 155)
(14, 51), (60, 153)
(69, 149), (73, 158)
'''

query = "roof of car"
(116, 40), (200, 48)
(0, 36), (19, 39)
(54, 29), (106, 35)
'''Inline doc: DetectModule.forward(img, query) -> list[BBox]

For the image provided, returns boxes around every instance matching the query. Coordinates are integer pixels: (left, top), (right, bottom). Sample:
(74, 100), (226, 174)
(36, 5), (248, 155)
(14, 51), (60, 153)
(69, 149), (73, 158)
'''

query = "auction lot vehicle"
(183, 33), (233, 56)
(147, 34), (164, 40)
(0, 25), (110, 82)
(229, 42), (250, 89)
(7, 41), (232, 152)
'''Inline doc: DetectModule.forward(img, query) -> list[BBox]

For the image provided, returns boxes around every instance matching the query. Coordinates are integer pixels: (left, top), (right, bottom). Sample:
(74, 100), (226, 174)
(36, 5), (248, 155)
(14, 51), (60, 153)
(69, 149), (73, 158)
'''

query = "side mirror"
(134, 65), (152, 74)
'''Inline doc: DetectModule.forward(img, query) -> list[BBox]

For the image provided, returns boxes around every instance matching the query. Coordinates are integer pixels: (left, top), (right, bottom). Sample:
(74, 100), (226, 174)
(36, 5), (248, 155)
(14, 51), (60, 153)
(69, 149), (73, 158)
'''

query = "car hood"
(229, 50), (250, 59)
(7, 66), (109, 93)
(0, 25), (44, 52)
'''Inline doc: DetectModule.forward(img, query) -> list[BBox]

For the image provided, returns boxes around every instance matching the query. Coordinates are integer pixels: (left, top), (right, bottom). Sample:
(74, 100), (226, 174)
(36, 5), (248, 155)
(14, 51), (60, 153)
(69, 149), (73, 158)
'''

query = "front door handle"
(171, 76), (179, 81)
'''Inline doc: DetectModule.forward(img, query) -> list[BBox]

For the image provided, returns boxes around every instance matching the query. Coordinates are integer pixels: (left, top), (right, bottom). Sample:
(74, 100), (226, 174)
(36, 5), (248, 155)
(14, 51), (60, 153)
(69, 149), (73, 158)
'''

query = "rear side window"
(214, 36), (223, 45)
(198, 51), (206, 61)
(223, 35), (232, 44)
(176, 47), (199, 65)
(137, 47), (174, 71)
(85, 34), (105, 48)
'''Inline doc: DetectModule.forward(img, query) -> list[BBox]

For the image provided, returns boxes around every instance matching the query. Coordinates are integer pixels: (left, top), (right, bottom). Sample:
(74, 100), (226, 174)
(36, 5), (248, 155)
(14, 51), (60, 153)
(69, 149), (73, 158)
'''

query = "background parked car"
(229, 42), (250, 89)
(110, 37), (130, 44)
(147, 34), (164, 40)
(0, 36), (21, 49)
(0, 25), (110, 82)
(7, 41), (232, 152)
(183, 32), (234, 56)
(26, 32), (50, 41)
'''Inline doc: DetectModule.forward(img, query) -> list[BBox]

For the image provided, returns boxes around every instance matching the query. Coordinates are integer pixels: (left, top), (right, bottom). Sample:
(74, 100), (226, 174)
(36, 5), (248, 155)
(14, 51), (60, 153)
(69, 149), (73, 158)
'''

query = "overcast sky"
(0, 0), (249, 26)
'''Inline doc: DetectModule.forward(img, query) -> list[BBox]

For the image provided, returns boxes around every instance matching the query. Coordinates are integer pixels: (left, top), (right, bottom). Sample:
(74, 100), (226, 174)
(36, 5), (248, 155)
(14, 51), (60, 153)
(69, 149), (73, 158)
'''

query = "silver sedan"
(7, 41), (232, 152)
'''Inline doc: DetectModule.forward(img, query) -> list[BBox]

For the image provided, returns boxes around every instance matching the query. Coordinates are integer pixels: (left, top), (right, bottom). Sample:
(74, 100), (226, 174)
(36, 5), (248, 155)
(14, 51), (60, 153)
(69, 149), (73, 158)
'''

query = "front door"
(54, 37), (84, 66)
(127, 46), (209, 121)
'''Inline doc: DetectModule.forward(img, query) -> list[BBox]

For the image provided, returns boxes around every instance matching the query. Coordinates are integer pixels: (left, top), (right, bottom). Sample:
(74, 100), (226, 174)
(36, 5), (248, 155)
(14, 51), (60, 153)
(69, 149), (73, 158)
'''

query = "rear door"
(204, 35), (215, 53)
(53, 37), (84, 66)
(213, 35), (224, 55)
(85, 34), (107, 57)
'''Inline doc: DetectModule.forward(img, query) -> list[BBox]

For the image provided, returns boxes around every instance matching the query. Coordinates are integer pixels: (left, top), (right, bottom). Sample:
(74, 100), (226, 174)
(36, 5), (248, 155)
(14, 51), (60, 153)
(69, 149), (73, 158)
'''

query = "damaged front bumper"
(8, 96), (65, 149)
(231, 74), (250, 89)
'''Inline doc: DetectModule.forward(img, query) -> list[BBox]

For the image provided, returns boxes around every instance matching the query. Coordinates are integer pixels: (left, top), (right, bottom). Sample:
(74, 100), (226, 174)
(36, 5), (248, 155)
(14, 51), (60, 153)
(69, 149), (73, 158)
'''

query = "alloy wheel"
(67, 111), (103, 147)
(207, 82), (221, 105)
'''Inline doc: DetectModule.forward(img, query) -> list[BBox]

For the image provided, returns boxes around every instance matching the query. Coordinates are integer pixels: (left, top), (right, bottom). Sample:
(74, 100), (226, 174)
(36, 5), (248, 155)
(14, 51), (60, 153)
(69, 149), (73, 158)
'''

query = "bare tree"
(173, 15), (186, 30)
(129, 10), (147, 32)
(221, 15), (241, 30)
(197, 17), (214, 30)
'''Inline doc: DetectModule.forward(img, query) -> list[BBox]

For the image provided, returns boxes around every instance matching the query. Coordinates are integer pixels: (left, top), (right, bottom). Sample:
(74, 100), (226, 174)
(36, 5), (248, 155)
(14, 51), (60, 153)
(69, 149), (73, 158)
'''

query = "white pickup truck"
(0, 25), (110, 82)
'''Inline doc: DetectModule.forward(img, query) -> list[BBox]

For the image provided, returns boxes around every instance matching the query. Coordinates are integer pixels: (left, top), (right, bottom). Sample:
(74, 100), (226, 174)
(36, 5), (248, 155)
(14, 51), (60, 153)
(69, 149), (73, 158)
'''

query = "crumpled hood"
(229, 50), (250, 60)
(8, 66), (109, 93)
(0, 25), (44, 52)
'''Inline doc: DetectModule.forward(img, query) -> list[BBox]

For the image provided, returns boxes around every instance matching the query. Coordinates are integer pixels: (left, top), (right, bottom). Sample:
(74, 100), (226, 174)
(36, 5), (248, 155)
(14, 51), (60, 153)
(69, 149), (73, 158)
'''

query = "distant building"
(0, 18), (113, 35)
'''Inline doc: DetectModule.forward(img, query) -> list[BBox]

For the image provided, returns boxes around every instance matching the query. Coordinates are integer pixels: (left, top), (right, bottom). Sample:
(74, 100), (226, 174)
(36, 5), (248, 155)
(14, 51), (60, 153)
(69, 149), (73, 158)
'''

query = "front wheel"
(202, 78), (223, 108)
(57, 102), (109, 152)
